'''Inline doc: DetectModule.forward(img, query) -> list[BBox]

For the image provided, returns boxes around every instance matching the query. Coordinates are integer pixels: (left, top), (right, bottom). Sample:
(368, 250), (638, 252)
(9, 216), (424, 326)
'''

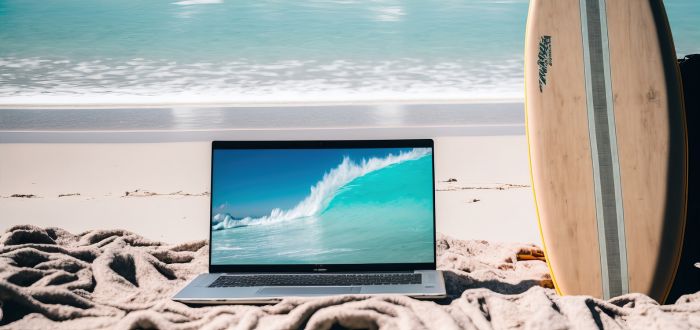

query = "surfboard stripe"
(579, 0), (629, 299)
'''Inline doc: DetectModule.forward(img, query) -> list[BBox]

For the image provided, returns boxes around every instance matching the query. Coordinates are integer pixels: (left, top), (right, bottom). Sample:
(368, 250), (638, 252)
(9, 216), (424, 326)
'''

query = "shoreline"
(0, 102), (526, 142)
(0, 96), (524, 110)
(0, 125), (525, 143)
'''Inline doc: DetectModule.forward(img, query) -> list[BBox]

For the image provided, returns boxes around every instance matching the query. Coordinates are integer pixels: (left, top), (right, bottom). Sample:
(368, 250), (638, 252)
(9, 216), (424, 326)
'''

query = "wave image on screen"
(210, 147), (434, 265)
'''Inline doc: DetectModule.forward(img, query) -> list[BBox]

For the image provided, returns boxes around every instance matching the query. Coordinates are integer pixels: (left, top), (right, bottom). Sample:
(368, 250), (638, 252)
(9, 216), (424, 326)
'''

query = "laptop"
(173, 139), (446, 304)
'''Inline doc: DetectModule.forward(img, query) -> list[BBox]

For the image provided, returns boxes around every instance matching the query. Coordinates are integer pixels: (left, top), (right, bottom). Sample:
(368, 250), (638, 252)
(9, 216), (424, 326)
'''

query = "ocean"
(210, 148), (435, 265)
(1, 0), (696, 106)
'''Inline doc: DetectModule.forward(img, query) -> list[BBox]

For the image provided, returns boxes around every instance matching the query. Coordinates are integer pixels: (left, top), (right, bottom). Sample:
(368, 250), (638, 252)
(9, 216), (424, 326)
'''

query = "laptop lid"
(209, 140), (436, 273)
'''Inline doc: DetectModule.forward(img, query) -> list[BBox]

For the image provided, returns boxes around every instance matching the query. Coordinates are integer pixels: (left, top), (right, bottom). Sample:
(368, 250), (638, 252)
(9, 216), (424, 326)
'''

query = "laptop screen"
(209, 142), (435, 267)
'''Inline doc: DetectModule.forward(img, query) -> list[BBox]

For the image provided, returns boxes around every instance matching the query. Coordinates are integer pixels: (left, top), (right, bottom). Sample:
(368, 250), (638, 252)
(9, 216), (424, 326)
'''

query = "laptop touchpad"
(257, 287), (361, 295)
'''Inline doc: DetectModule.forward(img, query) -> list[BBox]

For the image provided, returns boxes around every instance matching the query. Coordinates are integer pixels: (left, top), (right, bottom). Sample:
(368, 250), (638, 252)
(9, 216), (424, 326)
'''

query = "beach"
(0, 118), (539, 245)
(1, 0), (698, 328)
(0, 0), (693, 249)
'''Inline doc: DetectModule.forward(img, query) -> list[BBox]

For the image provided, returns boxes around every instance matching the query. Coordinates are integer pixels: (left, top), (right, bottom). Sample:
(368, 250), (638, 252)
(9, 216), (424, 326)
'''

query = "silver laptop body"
(173, 140), (446, 304)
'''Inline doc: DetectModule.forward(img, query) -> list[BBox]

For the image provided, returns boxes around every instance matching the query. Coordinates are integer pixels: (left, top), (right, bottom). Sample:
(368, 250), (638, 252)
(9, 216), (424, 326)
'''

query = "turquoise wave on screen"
(211, 153), (434, 265)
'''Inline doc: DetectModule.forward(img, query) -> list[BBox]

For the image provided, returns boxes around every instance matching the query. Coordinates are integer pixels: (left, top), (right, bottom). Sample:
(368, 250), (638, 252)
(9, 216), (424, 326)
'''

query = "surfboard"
(524, 0), (687, 302)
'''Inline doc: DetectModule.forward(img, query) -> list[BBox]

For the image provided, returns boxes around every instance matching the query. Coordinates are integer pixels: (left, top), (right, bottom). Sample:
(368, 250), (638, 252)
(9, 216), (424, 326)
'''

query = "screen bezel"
(209, 139), (437, 273)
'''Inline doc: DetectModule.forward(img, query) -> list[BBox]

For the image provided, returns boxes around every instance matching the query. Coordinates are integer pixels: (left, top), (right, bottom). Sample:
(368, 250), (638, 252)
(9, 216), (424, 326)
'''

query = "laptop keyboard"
(208, 273), (422, 287)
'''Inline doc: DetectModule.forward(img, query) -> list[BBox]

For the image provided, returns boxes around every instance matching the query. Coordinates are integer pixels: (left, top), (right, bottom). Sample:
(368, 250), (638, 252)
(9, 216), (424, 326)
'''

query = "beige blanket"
(0, 225), (698, 329)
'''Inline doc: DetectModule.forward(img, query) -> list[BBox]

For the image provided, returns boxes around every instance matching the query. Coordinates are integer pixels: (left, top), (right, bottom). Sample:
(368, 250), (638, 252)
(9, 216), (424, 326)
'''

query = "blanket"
(0, 225), (698, 329)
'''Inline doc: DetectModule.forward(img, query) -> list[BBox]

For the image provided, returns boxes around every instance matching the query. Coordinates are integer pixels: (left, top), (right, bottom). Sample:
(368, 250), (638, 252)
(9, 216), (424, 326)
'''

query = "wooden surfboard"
(524, 0), (687, 302)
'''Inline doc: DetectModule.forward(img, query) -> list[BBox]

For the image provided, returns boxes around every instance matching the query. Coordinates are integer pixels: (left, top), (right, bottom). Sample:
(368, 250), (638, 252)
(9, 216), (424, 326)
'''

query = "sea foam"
(211, 148), (431, 231)
(0, 57), (523, 106)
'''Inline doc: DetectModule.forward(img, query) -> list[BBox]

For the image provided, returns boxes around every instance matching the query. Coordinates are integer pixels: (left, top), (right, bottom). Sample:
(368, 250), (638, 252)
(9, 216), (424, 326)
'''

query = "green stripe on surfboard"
(579, 0), (629, 299)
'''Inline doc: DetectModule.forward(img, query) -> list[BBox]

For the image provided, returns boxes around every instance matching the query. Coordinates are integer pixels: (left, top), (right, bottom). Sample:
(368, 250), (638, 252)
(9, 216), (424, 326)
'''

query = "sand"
(434, 136), (536, 243)
(0, 142), (211, 243)
(0, 136), (540, 244)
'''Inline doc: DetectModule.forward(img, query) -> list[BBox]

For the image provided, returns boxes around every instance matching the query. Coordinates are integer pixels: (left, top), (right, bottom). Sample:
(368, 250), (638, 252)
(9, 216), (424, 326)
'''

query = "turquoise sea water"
(0, 0), (697, 105)
(211, 152), (434, 265)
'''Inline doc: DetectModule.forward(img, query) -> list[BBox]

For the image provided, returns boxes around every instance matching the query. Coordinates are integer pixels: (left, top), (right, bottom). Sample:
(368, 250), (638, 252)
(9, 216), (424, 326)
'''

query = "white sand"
(0, 136), (540, 244)
(434, 136), (537, 244)
(0, 142), (211, 243)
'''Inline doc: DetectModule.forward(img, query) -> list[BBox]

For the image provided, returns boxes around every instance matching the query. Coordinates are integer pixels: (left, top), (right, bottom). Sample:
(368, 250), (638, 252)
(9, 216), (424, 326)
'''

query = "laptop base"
(173, 270), (446, 304)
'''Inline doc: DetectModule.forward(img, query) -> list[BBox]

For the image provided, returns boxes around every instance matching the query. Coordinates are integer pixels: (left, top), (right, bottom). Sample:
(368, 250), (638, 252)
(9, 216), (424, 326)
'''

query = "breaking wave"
(211, 147), (431, 230)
